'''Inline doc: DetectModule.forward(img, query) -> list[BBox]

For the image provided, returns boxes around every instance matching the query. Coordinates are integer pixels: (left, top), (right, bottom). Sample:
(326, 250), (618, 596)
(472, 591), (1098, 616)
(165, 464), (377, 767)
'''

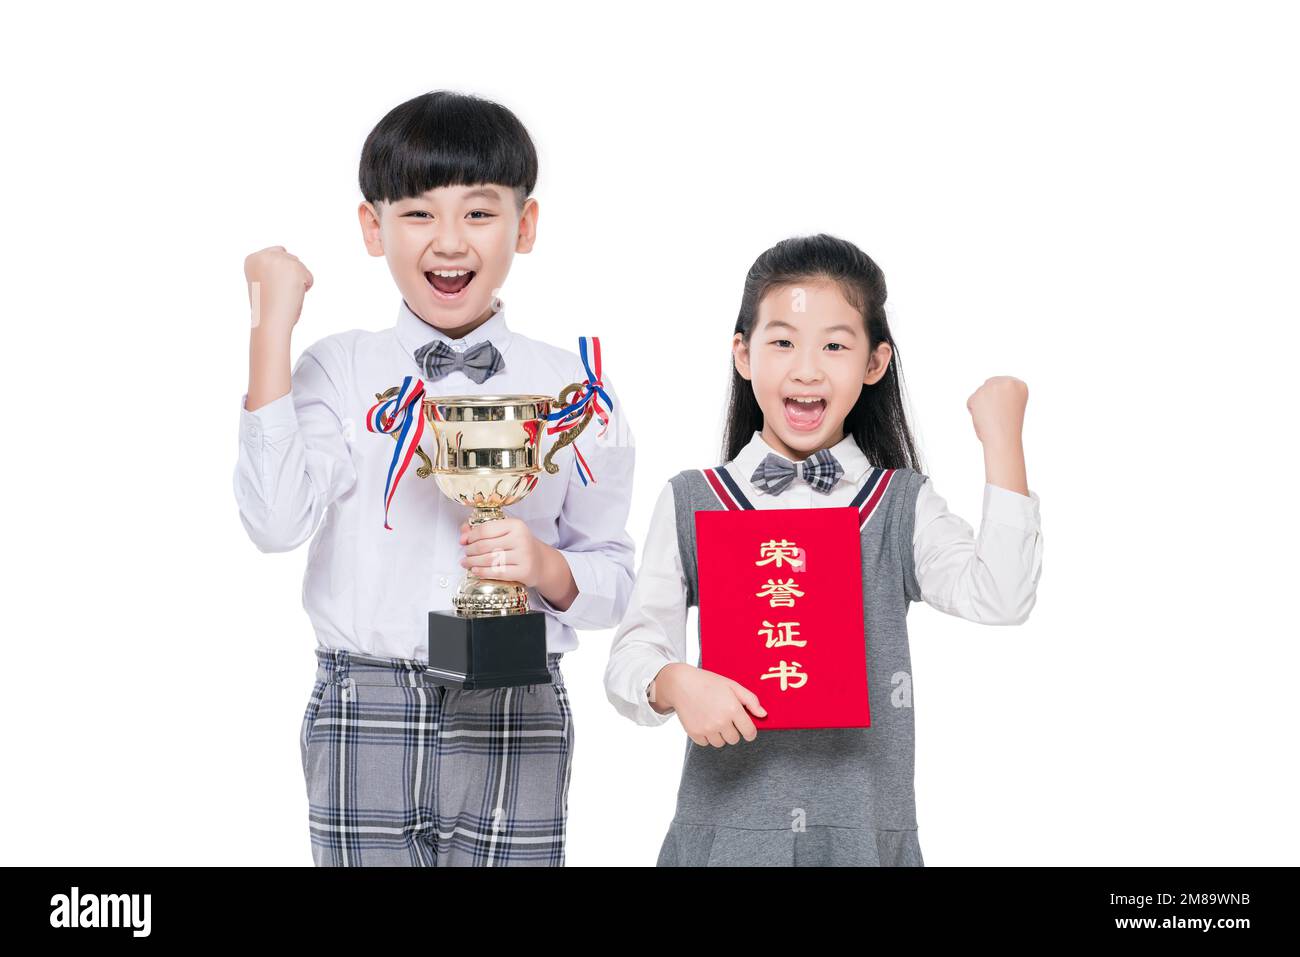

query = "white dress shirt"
(604, 430), (1043, 726)
(233, 297), (637, 660)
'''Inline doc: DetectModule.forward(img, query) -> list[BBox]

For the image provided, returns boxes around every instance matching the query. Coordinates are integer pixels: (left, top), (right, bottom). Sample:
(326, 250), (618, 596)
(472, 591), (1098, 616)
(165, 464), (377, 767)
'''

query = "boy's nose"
(431, 227), (468, 254)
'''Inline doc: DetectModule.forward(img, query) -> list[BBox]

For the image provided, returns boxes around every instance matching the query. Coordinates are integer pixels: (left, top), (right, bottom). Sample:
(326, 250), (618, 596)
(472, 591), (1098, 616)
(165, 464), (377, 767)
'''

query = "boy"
(232, 91), (636, 866)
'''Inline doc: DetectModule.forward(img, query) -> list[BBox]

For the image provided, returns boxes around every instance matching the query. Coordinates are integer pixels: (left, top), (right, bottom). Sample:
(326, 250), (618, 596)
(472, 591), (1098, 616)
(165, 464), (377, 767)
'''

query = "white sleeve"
(603, 480), (689, 727)
(912, 479), (1043, 625)
(532, 368), (637, 630)
(231, 342), (359, 553)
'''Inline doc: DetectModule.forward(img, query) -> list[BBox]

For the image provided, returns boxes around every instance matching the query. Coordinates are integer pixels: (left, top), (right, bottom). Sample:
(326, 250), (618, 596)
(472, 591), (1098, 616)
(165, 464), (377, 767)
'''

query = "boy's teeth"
(427, 269), (475, 296)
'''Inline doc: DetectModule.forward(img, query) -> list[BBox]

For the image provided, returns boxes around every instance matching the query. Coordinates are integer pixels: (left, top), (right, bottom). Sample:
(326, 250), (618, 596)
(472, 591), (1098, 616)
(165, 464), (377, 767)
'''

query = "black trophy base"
(425, 609), (552, 690)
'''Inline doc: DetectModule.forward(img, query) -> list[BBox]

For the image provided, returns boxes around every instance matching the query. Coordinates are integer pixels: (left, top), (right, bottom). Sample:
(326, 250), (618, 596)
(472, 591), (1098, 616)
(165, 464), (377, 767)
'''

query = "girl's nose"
(791, 354), (825, 382)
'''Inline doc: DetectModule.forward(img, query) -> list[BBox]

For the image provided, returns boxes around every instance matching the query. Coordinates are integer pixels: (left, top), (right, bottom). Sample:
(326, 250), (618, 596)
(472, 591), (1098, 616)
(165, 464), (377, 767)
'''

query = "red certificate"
(695, 506), (869, 730)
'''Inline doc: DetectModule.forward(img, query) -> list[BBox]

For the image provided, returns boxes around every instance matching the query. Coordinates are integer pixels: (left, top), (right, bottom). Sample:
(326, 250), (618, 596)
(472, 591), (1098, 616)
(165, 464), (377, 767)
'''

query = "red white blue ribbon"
(545, 336), (612, 486)
(365, 375), (426, 530)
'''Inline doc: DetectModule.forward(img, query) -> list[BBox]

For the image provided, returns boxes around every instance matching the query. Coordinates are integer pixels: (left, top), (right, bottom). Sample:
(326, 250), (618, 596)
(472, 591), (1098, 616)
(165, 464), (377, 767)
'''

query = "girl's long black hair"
(722, 233), (924, 473)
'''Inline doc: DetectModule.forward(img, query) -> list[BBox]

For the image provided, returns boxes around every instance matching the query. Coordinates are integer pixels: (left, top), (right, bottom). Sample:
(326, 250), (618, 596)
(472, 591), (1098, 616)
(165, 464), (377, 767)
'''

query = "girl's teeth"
(784, 395), (826, 429)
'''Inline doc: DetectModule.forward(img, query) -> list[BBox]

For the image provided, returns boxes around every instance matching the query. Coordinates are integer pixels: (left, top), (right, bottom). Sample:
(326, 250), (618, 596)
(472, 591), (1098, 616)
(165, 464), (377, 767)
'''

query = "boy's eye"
(772, 339), (793, 348)
(825, 342), (846, 351)
(403, 210), (494, 220)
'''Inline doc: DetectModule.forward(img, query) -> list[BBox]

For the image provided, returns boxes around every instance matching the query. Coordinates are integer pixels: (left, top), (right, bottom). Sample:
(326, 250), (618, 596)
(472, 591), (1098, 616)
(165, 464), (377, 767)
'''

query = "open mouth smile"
(425, 268), (476, 300)
(782, 394), (827, 431)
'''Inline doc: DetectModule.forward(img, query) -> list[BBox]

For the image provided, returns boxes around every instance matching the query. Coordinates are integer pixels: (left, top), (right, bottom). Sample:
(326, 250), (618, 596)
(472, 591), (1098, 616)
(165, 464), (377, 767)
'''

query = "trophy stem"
(470, 505), (505, 525)
(455, 505), (530, 617)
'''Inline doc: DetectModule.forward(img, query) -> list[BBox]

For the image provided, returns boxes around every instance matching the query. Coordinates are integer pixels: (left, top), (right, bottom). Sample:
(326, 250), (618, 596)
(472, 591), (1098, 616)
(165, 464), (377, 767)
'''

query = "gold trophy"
(372, 384), (598, 689)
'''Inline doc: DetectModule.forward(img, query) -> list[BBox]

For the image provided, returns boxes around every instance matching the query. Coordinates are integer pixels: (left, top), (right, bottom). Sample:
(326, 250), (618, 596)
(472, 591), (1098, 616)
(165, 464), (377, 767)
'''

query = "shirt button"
(438, 575), (449, 587)
(243, 422), (260, 440)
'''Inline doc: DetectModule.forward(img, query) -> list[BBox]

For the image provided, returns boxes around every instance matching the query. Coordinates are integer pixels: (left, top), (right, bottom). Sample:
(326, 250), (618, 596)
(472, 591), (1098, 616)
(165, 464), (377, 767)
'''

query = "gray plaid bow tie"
(750, 448), (845, 495)
(413, 338), (505, 384)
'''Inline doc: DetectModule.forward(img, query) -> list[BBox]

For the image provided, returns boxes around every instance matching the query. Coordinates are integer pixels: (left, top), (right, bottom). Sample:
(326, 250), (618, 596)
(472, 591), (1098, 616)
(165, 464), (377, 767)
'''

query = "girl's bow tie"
(749, 448), (844, 495)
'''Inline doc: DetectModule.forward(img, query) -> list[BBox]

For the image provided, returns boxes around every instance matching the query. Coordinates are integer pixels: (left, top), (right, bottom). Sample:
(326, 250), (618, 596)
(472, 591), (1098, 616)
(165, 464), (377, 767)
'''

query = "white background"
(3, 0), (1297, 865)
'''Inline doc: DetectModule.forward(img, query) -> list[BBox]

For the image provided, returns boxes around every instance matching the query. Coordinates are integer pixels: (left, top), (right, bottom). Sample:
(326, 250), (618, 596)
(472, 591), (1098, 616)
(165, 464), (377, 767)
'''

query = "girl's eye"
(772, 339), (793, 348)
(825, 342), (846, 351)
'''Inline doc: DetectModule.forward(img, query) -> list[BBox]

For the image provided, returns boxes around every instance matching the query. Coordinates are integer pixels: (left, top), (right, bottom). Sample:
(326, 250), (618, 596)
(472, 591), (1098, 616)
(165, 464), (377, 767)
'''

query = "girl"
(604, 233), (1043, 867)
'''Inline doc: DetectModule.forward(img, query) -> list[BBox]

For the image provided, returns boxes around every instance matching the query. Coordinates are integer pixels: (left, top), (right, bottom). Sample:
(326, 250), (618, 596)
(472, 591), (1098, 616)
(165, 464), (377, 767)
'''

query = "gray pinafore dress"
(657, 461), (930, 867)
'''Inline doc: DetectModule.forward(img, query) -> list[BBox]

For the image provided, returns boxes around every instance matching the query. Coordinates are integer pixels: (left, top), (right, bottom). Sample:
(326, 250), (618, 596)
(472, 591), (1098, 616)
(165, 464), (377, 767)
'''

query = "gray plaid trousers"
(300, 647), (573, 866)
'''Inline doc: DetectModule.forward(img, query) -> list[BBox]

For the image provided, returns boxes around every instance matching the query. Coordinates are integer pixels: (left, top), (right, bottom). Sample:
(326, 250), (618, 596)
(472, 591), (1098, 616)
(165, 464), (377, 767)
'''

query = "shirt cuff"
(239, 390), (298, 447)
(641, 663), (677, 726)
(532, 547), (598, 627)
(982, 482), (1041, 533)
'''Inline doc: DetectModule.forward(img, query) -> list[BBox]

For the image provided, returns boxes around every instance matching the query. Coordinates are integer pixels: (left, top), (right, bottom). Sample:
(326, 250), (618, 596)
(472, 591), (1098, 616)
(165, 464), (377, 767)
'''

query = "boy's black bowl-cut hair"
(359, 90), (538, 215)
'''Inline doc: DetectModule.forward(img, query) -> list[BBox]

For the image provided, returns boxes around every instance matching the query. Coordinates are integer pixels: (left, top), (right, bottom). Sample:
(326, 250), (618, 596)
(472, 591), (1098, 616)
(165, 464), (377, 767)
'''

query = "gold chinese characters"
(753, 538), (809, 691)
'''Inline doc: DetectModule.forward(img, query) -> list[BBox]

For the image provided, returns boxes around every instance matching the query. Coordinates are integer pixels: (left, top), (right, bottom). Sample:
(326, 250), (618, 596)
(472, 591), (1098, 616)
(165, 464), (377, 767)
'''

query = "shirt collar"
(731, 429), (873, 495)
(394, 296), (514, 360)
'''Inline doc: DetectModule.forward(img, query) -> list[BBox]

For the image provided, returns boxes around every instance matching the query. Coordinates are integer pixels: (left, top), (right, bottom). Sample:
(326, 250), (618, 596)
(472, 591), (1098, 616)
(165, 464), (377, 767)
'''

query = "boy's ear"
(359, 201), (384, 257)
(732, 332), (752, 380)
(515, 196), (539, 254)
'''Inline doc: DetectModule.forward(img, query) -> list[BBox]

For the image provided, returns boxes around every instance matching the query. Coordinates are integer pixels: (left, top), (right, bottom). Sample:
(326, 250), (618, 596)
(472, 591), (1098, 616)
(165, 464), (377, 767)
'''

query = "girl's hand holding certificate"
(650, 663), (768, 748)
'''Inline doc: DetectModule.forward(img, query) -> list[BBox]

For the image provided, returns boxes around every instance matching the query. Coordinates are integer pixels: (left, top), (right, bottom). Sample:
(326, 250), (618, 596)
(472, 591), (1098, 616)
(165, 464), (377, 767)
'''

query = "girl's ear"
(732, 332), (752, 380)
(864, 341), (893, 385)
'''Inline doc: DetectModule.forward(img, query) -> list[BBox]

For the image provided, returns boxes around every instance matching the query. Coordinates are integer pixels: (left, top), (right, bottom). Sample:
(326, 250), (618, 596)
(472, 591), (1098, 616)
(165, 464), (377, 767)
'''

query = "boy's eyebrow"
(404, 186), (504, 204)
(763, 318), (860, 336)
